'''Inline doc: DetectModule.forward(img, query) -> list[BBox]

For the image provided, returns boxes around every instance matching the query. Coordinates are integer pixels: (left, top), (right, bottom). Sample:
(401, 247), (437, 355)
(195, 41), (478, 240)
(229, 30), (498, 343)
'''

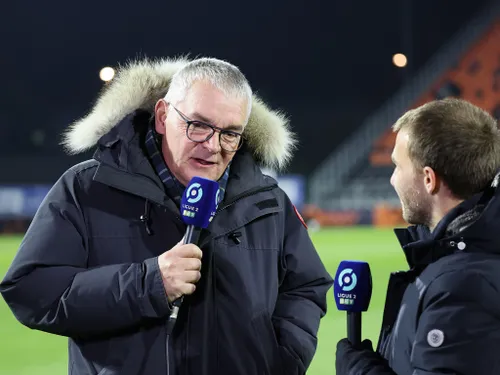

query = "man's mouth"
(193, 158), (216, 166)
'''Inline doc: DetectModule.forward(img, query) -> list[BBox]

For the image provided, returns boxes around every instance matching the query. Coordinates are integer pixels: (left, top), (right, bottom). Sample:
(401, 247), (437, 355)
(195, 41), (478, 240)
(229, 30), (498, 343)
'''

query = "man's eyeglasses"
(169, 103), (243, 152)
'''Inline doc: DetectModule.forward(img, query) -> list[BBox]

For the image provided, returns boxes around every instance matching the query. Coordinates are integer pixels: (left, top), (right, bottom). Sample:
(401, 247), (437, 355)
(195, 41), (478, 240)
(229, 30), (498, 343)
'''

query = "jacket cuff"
(140, 257), (171, 318)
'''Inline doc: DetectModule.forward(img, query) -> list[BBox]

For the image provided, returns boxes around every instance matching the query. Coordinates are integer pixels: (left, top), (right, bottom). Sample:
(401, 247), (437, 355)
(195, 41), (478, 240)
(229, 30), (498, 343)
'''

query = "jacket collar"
(394, 193), (483, 269)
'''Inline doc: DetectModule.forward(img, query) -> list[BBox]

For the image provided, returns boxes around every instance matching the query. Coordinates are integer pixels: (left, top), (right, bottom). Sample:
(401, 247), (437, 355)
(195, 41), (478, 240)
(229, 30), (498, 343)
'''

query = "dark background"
(0, 0), (490, 181)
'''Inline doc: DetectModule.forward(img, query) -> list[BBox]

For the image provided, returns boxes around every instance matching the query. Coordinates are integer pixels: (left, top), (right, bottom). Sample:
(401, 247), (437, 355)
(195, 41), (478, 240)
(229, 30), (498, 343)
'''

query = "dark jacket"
(373, 177), (500, 374)
(0, 59), (333, 375)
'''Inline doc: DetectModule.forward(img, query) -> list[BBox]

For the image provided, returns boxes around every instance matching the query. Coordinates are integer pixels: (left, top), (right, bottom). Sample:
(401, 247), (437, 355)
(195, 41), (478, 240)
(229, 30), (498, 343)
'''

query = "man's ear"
(423, 166), (440, 195)
(154, 99), (169, 135)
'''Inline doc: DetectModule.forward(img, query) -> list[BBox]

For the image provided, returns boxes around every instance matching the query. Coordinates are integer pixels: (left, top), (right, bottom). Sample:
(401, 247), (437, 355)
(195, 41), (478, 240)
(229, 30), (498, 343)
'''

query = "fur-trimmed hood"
(61, 57), (297, 170)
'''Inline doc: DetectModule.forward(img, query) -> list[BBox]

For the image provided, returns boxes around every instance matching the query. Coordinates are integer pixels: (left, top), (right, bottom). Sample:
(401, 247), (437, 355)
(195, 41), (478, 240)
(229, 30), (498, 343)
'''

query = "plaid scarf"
(144, 124), (230, 209)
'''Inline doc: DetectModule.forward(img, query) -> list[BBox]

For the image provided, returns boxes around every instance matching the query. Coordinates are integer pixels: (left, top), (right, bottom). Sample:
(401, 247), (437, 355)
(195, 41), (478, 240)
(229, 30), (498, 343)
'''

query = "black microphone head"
(333, 260), (372, 312)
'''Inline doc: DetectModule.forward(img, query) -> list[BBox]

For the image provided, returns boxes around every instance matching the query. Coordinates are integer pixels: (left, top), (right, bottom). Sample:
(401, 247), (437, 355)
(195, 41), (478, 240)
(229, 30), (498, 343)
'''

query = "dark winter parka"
(0, 58), (333, 375)
(340, 175), (500, 375)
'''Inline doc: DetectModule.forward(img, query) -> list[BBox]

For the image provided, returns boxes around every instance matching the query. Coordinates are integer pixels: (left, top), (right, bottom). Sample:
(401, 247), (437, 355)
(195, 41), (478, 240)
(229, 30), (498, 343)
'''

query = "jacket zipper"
(166, 334), (171, 375)
(181, 183), (279, 374)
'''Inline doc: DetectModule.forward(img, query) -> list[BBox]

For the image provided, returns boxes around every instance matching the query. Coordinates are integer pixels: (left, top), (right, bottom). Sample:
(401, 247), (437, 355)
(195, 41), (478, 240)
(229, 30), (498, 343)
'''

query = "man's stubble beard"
(401, 184), (432, 228)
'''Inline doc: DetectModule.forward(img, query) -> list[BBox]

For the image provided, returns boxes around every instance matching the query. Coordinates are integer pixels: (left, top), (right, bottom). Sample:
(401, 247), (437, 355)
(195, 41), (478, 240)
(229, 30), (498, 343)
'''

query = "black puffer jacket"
(0, 58), (333, 375)
(377, 177), (500, 374)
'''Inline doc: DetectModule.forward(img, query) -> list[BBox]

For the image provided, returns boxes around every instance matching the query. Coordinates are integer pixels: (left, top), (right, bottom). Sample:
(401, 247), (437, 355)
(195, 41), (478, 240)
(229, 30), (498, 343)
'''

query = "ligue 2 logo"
(186, 183), (204, 204)
(337, 268), (357, 292)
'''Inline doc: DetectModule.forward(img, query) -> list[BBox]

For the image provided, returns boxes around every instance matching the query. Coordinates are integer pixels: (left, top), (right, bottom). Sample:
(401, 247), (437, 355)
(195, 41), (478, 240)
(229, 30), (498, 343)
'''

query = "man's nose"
(204, 132), (221, 152)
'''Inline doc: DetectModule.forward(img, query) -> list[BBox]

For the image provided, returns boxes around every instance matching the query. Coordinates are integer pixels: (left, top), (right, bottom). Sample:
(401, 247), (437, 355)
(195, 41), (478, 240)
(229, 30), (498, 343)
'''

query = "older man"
(1, 57), (333, 375)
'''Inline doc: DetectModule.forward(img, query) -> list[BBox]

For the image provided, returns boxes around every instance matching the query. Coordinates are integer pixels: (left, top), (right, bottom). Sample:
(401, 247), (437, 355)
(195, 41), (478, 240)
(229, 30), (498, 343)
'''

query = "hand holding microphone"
(334, 262), (392, 374)
(165, 176), (220, 334)
(158, 239), (203, 302)
(334, 260), (373, 347)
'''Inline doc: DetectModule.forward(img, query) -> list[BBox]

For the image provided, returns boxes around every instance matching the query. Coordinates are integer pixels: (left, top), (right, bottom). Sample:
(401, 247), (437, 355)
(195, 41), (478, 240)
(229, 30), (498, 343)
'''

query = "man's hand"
(336, 338), (394, 375)
(158, 239), (203, 302)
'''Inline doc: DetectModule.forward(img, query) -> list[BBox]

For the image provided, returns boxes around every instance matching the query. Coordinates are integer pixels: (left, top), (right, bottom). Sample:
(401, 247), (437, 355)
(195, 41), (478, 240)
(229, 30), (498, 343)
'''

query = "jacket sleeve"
(411, 270), (500, 375)
(272, 195), (334, 375)
(0, 169), (171, 339)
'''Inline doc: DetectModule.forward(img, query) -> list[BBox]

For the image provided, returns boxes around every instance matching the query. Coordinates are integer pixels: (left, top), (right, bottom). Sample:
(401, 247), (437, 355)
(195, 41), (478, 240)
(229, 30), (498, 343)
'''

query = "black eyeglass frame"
(169, 103), (244, 152)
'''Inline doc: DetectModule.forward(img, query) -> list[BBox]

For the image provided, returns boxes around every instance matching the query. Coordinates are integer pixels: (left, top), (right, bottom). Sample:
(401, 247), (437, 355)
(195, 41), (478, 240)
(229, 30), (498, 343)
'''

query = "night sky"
(0, 0), (491, 177)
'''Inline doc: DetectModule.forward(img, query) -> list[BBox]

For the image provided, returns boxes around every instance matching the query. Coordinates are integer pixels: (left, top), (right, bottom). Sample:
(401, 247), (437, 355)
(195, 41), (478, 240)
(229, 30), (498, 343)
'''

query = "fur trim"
(61, 57), (296, 170)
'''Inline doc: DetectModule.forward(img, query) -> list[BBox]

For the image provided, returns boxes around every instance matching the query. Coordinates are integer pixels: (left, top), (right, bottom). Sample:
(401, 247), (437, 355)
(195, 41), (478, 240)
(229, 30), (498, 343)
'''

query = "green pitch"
(0, 227), (408, 374)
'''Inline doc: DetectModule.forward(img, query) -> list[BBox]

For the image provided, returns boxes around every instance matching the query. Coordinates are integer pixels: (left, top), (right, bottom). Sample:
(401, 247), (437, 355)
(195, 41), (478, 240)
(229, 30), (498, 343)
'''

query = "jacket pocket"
(250, 310), (284, 375)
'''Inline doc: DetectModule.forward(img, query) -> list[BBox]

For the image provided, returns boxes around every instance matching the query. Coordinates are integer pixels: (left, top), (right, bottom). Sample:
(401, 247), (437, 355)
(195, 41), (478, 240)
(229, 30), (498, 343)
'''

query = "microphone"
(167, 176), (220, 334)
(333, 260), (372, 347)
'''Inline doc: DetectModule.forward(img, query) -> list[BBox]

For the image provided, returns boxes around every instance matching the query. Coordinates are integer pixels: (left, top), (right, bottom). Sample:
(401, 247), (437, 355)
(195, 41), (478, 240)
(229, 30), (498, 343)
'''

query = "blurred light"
(392, 53), (407, 68)
(99, 67), (115, 82)
(31, 129), (45, 146)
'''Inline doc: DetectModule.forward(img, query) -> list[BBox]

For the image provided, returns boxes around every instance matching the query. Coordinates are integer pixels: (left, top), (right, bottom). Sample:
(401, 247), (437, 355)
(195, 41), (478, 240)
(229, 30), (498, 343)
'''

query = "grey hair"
(164, 57), (253, 124)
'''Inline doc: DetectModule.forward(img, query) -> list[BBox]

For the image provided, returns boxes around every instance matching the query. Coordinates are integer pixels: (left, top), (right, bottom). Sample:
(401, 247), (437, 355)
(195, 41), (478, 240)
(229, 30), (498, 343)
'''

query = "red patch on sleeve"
(293, 205), (308, 229)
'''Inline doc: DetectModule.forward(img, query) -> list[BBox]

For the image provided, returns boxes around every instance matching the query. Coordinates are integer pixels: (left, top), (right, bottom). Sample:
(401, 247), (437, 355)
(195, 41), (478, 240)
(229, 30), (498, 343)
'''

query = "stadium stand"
(306, 5), (500, 227)
(371, 20), (500, 167)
